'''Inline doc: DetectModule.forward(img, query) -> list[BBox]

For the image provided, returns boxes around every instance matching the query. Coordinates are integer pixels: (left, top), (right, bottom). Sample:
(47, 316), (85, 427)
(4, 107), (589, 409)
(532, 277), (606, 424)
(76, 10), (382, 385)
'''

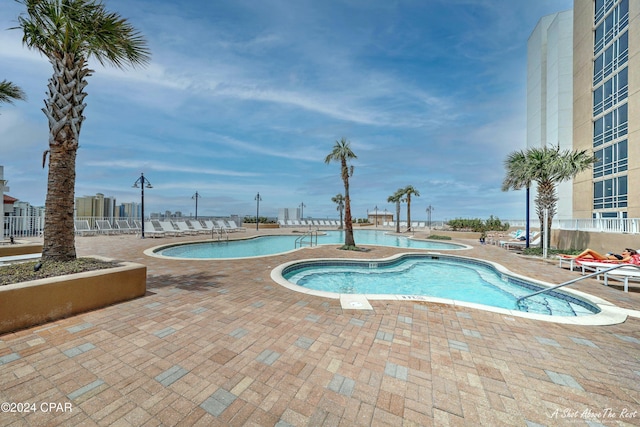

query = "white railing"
(4, 215), (640, 239)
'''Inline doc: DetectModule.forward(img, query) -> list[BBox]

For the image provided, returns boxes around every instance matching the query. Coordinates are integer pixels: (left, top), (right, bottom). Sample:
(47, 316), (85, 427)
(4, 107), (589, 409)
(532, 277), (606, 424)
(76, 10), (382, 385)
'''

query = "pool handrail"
(515, 263), (640, 304)
(295, 230), (318, 248)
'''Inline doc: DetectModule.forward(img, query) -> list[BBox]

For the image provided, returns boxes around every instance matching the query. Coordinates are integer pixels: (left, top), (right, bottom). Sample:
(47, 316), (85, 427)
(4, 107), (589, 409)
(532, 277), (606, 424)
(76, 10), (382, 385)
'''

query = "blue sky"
(0, 0), (572, 222)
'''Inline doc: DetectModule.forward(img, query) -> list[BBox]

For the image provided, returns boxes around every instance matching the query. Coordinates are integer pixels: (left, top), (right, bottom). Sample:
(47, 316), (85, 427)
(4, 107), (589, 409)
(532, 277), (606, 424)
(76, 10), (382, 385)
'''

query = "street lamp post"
(374, 205), (378, 227)
(426, 205), (434, 229)
(255, 192), (262, 230)
(299, 202), (306, 222)
(192, 191), (201, 220)
(132, 173), (152, 238)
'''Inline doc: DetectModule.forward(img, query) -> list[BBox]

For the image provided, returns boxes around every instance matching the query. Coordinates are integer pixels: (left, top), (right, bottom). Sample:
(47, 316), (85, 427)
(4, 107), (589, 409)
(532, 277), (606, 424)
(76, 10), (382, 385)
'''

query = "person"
(570, 248), (637, 261)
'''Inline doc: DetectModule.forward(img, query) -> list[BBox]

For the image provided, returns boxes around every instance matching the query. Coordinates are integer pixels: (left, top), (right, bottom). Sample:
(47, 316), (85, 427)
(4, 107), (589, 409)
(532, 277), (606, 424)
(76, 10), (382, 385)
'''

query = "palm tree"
(401, 185), (420, 232)
(331, 193), (345, 230)
(16, 0), (150, 261)
(502, 145), (597, 249)
(0, 80), (26, 107)
(387, 189), (403, 233)
(325, 138), (357, 248)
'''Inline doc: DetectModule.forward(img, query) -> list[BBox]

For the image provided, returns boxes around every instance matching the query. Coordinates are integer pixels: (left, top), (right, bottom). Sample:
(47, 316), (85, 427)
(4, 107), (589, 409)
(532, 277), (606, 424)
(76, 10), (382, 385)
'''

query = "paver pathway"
(1, 230), (639, 426)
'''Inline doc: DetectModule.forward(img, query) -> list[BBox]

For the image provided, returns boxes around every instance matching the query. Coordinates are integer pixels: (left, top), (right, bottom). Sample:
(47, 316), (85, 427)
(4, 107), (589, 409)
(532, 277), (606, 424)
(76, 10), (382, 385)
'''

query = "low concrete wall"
(243, 223), (280, 229)
(552, 229), (640, 252)
(0, 260), (146, 335)
(0, 244), (42, 257)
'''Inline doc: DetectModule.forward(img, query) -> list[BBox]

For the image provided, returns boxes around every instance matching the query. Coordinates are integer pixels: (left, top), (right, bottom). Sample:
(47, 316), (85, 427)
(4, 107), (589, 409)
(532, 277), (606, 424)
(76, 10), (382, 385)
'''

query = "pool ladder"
(516, 263), (640, 305)
(211, 226), (229, 241)
(295, 230), (318, 248)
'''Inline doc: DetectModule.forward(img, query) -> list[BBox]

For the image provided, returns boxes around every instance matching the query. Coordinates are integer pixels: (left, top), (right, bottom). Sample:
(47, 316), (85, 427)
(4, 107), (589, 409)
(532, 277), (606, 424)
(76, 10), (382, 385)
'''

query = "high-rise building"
(573, 0), (635, 219)
(75, 193), (118, 218)
(527, 9), (574, 220)
(529, 0), (637, 220)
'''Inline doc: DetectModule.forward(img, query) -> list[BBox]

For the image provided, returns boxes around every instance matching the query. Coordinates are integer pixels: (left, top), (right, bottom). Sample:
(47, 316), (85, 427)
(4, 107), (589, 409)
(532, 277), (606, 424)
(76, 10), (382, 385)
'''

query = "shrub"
(426, 235), (451, 240)
(446, 216), (509, 232)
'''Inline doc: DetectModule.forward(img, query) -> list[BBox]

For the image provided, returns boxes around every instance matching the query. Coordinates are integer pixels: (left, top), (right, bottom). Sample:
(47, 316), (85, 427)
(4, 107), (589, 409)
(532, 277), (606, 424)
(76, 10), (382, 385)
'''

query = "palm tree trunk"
(41, 55), (87, 261)
(407, 197), (412, 231)
(42, 144), (77, 261)
(344, 194), (355, 247)
(395, 201), (400, 233)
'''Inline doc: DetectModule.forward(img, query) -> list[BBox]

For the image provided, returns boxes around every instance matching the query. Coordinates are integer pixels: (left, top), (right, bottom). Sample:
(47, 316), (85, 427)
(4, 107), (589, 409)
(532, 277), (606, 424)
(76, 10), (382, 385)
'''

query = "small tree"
(401, 185), (420, 232)
(331, 193), (345, 230)
(325, 138), (357, 248)
(387, 189), (403, 233)
(502, 145), (597, 249)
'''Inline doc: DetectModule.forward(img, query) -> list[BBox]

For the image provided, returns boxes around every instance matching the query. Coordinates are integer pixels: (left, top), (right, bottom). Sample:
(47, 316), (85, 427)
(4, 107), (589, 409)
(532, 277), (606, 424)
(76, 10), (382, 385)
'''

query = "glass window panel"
(618, 103), (628, 124)
(619, 67), (628, 88)
(604, 179), (613, 197)
(618, 140), (627, 159)
(619, 31), (628, 53)
(618, 175), (627, 196)
(594, 181), (604, 198)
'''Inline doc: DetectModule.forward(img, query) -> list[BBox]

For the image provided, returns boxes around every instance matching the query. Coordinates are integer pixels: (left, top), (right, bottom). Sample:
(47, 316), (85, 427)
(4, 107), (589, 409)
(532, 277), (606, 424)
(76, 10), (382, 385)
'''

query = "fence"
(4, 215), (640, 239)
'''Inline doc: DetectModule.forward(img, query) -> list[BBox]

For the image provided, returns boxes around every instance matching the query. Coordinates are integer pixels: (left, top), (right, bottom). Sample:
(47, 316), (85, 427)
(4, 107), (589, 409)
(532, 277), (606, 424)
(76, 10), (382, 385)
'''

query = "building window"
(595, 0), (626, 25)
(593, 30), (628, 85)
(593, 67), (627, 116)
(593, 103), (628, 147)
(593, 175), (628, 210)
(594, 0), (629, 54)
(593, 139), (627, 178)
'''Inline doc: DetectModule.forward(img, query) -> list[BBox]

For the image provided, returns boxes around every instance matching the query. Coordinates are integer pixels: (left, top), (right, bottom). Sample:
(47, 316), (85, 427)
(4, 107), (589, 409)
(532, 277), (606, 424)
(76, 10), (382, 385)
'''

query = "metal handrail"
(516, 263), (640, 304)
(211, 226), (228, 241)
(295, 230), (318, 248)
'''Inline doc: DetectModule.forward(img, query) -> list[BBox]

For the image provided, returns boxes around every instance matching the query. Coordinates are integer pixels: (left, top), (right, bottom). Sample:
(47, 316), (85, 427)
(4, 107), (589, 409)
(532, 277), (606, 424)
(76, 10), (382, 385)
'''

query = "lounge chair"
(174, 221), (199, 235)
(503, 235), (541, 250)
(154, 221), (183, 237)
(74, 220), (96, 236)
(0, 253), (42, 265)
(96, 220), (117, 235)
(187, 220), (210, 234)
(116, 220), (135, 234)
(225, 220), (246, 232)
(143, 221), (166, 238)
(278, 220), (287, 227)
(603, 265), (640, 292)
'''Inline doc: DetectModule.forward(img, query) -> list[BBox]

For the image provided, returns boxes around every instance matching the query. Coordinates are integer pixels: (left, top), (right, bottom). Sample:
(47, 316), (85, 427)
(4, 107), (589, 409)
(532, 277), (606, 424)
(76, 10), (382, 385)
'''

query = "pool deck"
(1, 228), (640, 426)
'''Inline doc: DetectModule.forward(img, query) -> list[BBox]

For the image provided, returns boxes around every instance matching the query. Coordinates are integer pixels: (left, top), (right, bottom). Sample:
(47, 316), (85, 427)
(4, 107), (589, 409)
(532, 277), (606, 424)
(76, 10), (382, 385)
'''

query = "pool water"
(281, 255), (598, 316)
(156, 230), (464, 259)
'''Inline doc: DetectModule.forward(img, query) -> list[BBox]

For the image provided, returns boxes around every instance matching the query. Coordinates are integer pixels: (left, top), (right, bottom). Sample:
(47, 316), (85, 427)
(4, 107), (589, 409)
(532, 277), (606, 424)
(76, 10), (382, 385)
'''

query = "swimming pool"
(149, 230), (467, 259)
(271, 253), (624, 323)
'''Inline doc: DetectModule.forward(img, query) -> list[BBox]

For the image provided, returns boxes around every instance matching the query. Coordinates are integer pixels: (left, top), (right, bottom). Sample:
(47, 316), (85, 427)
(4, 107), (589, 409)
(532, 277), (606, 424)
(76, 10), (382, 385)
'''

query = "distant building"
(278, 208), (300, 222)
(367, 211), (393, 226)
(75, 193), (117, 218)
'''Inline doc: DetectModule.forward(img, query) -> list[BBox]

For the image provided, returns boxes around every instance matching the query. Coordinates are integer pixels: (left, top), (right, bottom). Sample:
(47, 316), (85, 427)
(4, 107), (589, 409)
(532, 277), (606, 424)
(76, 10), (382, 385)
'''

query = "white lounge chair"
(504, 235), (541, 250)
(74, 220), (96, 236)
(225, 220), (246, 232)
(96, 220), (117, 235)
(0, 253), (42, 265)
(187, 220), (210, 234)
(154, 221), (183, 237)
(116, 220), (135, 234)
(173, 221), (198, 235)
(143, 221), (166, 238)
(603, 265), (640, 292)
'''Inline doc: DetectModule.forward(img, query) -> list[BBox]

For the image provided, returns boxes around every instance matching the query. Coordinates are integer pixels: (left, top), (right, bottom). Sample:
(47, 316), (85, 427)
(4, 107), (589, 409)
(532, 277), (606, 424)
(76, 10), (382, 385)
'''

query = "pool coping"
(269, 252), (633, 326)
(143, 233), (472, 261)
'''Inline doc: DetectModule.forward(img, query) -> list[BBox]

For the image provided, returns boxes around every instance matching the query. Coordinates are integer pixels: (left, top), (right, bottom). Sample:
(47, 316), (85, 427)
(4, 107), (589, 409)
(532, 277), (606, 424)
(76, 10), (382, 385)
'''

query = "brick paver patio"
(1, 229), (639, 426)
